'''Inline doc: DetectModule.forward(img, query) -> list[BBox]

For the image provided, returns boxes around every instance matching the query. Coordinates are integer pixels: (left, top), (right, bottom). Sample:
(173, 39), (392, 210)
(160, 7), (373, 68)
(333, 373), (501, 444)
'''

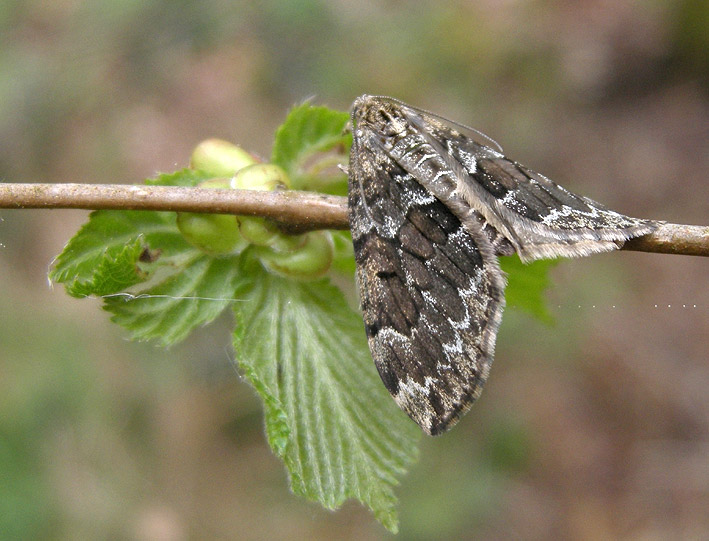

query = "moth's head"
(351, 95), (409, 138)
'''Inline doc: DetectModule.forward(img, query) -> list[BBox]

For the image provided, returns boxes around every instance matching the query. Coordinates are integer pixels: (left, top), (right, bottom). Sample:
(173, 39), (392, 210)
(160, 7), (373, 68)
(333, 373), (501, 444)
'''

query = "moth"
(347, 95), (657, 435)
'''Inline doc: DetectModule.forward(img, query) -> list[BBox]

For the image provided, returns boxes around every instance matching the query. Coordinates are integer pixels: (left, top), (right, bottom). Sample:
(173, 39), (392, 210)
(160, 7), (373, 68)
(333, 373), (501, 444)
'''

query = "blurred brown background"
(1, 1), (707, 539)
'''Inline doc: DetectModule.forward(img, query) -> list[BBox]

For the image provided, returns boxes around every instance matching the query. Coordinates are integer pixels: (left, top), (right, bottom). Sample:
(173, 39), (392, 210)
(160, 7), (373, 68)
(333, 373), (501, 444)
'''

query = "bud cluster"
(176, 139), (333, 280)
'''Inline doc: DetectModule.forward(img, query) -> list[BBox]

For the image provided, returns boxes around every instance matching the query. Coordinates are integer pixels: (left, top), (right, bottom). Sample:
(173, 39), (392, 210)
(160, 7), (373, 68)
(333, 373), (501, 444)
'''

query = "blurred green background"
(1, 1), (708, 539)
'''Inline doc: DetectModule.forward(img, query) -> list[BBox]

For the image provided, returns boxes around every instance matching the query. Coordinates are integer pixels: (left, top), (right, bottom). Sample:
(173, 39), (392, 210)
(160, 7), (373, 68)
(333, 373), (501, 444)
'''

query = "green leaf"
(105, 254), (247, 345)
(271, 103), (350, 191)
(49, 168), (244, 344)
(62, 237), (146, 297)
(500, 256), (557, 324)
(50, 169), (212, 291)
(232, 267), (420, 533)
(49, 210), (191, 296)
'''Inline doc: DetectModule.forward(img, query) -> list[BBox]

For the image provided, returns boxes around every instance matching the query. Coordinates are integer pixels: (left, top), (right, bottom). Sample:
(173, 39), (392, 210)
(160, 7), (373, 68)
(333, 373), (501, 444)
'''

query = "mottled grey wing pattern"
(357, 96), (657, 262)
(348, 95), (657, 434)
(348, 123), (505, 435)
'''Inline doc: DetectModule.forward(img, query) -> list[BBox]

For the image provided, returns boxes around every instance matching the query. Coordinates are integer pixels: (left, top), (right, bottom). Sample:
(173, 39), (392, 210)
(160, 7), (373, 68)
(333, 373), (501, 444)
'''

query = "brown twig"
(0, 183), (348, 231)
(1, 182), (707, 257)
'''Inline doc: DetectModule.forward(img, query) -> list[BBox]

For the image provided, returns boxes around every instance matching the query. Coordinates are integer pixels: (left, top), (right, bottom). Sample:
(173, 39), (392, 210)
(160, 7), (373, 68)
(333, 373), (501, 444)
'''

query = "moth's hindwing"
(348, 130), (505, 435)
(353, 95), (658, 263)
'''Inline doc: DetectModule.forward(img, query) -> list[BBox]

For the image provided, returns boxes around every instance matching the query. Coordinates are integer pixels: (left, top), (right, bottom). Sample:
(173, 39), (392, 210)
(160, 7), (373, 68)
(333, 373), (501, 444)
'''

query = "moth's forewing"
(349, 101), (505, 435)
(354, 95), (657, 262)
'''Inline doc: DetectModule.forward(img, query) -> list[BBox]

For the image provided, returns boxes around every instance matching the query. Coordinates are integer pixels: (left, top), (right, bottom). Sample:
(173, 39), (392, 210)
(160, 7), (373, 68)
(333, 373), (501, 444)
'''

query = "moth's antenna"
(369, 95), (504, 154)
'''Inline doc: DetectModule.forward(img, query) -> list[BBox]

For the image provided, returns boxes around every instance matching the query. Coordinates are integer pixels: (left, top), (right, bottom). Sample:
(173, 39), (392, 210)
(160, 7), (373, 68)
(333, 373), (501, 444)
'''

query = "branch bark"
(1, 182), (707, 257)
